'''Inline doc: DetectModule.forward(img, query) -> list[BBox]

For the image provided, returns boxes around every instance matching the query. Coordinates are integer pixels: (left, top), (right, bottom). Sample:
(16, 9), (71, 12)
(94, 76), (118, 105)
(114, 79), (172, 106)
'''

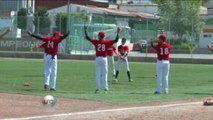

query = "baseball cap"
(158, 34), (166, 41)
(53, 31), (61, 37)
(98, 31), (105, 38)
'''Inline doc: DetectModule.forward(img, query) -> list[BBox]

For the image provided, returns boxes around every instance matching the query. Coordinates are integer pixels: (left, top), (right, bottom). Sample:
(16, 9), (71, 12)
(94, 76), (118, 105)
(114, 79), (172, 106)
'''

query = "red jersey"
(90, 39), (114, 57)
(118, 45), (129, 56)
(154, 42), (171, 60)
(107, 45), (116, 56)
(41, 36), (61, 55)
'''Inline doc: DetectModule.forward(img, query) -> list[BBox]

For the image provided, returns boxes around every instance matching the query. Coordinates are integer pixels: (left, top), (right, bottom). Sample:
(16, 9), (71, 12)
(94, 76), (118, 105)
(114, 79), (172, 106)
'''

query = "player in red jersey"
(84, 26), (121, 93)
(27, 30), (70, 91)
(114, 38), (133, 82)
(151, 34), (171, 94)
(107, 45), (117, 79)
(0, 28), (11, 38)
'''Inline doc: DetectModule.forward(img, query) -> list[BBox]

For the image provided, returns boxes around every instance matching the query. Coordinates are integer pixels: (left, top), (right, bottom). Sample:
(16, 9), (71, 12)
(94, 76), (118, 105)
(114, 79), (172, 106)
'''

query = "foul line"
(2, 101), (202, 120)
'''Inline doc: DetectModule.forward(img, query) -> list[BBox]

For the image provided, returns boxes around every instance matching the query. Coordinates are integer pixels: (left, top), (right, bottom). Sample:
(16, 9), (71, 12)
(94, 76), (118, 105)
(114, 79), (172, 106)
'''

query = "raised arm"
(150, 38), (155, 48)
(113, 27), (122, 44)
(0, 28), (10, 38)
(60, 31), (70, 41)
(27, 31), (43, 40)
(84, 26), (91, 41)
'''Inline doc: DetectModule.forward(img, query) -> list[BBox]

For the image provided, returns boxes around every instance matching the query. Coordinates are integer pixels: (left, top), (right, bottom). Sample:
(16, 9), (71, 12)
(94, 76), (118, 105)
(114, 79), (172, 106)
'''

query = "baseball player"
(107, 45), (117, 78)
(84, 26), (121, 93)
(151, 34), (171, 94)
(27, 30), (70, 91)
(0, 28), (11, 38)
(114, 38), (133, 82)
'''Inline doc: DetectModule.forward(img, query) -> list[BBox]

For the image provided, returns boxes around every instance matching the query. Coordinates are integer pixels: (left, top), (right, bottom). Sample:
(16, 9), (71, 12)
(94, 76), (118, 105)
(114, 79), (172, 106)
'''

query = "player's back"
(155, 42), (171, 60)
(90, 39), (114, 57)
(107, 45), (115, 56)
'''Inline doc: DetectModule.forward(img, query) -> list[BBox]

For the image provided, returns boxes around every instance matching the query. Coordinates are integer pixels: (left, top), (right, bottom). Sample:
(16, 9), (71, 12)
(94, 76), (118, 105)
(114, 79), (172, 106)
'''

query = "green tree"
(55, 13), (86, 34)
(33, 8), (51, 35)
(17, 8), (28, 30)
(152, 0), (204, 40)
(55, 13), (68, 34)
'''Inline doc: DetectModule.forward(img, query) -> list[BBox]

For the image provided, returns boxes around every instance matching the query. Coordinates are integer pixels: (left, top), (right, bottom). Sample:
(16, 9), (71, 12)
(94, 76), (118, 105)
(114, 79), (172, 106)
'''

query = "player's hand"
(117, 27), (122, 33)
(84, 26), (88, 31)
(207, 44), (211, 49)
(120, 56), (125, 61)
(207, 44), (213, 51)
(122, 57), (126, 61)
(27, 31), (32, 35)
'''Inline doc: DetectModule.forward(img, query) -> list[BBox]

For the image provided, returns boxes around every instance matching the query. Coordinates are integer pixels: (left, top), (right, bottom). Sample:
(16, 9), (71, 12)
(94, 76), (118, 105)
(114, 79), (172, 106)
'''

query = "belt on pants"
(46, 53), (56, 59)
(158, 59), (169, 61)
(96, 56), (106, 58)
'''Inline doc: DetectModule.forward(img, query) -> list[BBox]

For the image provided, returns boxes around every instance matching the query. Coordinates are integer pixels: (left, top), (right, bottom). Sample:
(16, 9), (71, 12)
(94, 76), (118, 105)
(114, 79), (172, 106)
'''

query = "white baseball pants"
(117, 57), (130, 71)
(156, 60), (170, 94)
(107, 55), (116, 76)
(44, 54), (57, 89)
(95, 57), (108, 90)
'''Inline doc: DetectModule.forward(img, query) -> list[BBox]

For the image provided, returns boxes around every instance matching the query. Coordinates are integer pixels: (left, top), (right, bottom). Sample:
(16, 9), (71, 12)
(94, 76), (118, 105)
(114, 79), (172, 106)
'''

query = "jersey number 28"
(97, 44), (106, 51)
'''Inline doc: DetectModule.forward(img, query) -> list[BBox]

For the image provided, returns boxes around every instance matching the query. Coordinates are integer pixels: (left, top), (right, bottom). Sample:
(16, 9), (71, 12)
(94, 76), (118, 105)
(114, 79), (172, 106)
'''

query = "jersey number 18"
(160, 47), (169, 55)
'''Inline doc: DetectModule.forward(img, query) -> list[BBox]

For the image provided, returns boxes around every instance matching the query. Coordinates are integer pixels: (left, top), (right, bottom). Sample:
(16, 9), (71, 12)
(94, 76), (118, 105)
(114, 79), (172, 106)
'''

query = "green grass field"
(0, 58), (212, 103)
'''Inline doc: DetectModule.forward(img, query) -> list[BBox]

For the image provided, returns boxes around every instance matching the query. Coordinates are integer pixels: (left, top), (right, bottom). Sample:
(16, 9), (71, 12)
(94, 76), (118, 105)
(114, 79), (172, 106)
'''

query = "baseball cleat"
(104, 89), (110, 94)
(154, 91), (161, 94)
(129, 79), (133, 82)
(95, 89), (100, 94)
(44, 85), (49, 90)
(23, 82), (30, 86)
(50, 88), (56, 91)
(203, 99), (213, 106)
(104, 90), (108, 94)
(113, 79), (118, 83)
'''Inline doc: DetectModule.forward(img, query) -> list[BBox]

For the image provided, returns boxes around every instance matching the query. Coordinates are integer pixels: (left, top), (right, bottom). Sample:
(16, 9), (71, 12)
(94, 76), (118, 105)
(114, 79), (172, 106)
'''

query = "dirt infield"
(0, 93), (213, 120)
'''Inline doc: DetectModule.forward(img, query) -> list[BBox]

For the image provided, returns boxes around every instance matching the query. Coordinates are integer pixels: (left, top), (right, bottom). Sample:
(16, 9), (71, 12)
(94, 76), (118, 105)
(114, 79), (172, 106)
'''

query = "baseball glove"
(203, 99), (213, 106)
(23, 82), (30, 86)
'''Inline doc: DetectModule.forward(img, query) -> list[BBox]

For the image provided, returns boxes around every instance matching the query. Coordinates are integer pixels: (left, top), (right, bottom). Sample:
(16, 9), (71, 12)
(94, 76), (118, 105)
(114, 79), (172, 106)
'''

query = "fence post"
(65, 0), (71, 54)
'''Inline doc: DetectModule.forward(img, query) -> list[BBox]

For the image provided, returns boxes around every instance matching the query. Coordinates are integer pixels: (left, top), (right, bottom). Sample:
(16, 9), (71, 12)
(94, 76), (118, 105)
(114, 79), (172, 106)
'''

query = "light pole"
(66, 0), (71, 54)
(67, 0), (70, 30)
(168, 17), (171, 43)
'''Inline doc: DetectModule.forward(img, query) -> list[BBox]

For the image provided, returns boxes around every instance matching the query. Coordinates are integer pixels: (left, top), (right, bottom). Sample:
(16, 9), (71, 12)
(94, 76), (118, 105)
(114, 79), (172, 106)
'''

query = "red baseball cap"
(53, 31), (61, 37)
(98, 31), (105, 38)
(158, 34), (166, 41)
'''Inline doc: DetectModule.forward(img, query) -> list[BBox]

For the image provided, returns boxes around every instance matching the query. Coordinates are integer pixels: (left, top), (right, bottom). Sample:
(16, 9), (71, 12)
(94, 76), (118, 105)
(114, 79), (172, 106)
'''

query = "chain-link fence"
(0, 12), (213, 57)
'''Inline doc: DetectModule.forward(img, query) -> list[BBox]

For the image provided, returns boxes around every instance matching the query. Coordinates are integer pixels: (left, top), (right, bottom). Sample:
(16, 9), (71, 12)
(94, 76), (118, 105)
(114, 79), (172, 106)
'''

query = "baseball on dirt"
(42, 95), (56, 107)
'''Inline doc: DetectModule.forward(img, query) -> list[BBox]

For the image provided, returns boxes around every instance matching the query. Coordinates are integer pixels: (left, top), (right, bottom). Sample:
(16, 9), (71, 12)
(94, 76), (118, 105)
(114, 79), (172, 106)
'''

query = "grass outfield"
(0, 58), (212, 103)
